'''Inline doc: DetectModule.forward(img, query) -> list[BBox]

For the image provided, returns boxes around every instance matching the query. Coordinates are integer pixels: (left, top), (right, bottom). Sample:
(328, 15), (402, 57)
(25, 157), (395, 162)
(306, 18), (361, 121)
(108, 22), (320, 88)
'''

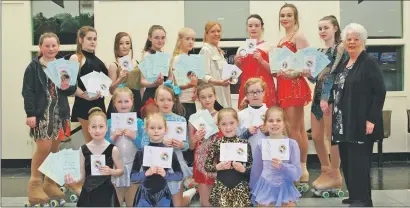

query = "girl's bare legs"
(299, 113), (310, 183)
(310, 113), (331, 188)
(172, 184), (184, 207)
(125, 184), (139, 207)
(285, 107), (308, 183)
(78, 118), (92, 143)
(115, 187), (126, 206)
(319, 105), (343, 190)
(28, 140), (53, 204)
(198, 183), (213, 206)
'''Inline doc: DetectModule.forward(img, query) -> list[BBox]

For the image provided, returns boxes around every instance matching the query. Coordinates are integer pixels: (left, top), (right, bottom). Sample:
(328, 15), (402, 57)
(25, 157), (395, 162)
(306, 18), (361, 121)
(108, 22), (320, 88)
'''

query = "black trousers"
(339, 139), (374, 204)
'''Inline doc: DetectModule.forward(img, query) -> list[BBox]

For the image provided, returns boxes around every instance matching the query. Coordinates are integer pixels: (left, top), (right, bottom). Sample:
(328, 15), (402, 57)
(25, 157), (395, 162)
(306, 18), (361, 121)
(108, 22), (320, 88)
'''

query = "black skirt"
(71, 97), (106, 122)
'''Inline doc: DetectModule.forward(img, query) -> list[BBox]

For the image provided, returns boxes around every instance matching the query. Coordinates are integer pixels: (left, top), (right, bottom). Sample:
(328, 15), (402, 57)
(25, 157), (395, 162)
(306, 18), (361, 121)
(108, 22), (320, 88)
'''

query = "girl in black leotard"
(141, 25), (168, 105)
(70, 26), (108, 144)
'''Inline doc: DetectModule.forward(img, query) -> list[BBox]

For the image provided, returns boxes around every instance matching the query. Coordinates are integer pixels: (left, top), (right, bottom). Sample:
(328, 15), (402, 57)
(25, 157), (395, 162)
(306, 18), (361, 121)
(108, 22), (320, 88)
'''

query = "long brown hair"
(320, 15), (341, 44)
(203, 21), (224, 55)
(279, 3), (300, 31)
(143, 25), (166, 53)
(37, 32), (60, 56)
(114, 32), (133, 60)
(75, 26), (97, 64)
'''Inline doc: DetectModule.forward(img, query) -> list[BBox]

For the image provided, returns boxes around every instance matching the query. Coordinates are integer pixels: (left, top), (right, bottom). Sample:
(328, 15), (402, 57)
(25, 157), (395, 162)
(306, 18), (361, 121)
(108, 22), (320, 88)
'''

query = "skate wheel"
(322, 191), (330, 198)
(70, 194), (78, 202)
(296, 186), (303, 192)
(50, 200), (59, 207)
(60, 187), (67, 193)
(302, 184), (309, 192)
(337, 190), (345, 198)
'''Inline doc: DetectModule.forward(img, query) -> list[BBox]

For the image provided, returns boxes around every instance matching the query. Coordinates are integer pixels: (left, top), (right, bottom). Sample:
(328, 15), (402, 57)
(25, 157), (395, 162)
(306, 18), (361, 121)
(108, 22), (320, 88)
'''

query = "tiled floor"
(2, 162), (410, 207)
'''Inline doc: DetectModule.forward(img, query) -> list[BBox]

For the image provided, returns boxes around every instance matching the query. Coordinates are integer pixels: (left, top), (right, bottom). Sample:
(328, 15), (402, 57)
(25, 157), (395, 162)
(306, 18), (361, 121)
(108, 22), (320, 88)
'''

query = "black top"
(71, 50), (108, 121)
(337, 50), (386, 143)
(22, 56), (76, 119)
(205, 136), (253, 189)
(131, 142), (182, 193)
(81, 144), (115, 192)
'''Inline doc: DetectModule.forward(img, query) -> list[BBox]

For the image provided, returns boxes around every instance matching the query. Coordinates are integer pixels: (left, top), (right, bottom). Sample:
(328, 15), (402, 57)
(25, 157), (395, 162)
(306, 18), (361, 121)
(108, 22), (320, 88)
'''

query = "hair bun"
(88, 107), (103, 115)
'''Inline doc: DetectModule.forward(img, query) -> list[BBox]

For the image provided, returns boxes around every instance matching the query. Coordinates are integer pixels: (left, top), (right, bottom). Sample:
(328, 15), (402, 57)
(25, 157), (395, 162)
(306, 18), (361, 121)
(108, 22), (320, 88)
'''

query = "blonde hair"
(88, 107), (107, 124)
(264, 106), (289, 136)
(203, 21), (224, 55)
(76, 26), (97, 64)
(155, 85), (185, 116)
(112, 87), (134, 111)
(144, 112), (167, 129)
(170, 27), (195, 71)
(240, 77), (267, 110)
(38, 32), (60, 56)
(217, 108), (239, 125)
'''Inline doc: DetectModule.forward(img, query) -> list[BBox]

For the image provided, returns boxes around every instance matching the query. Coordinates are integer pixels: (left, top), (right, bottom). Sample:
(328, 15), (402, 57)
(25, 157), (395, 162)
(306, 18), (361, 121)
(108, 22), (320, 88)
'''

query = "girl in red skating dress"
(234, 14), (277, 110)
(276, 3), (312, 190)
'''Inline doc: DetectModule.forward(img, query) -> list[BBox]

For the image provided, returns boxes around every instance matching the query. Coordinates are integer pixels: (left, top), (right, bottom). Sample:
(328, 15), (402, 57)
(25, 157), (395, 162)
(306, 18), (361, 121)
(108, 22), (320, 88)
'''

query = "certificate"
(261, 139), (290, 161)
(142, 146), (173, 169)
(111, 112), (138, 131)
(245, 39), (257, 54)
(221, 63), (242, 84)
(45, 59), (79, 88)
(90, 155), (106, 176)
(220, 143), (248, 162)
(190, 116), (218, 139)
(119, 55), (134, 71)
(164, 121), (186, 141)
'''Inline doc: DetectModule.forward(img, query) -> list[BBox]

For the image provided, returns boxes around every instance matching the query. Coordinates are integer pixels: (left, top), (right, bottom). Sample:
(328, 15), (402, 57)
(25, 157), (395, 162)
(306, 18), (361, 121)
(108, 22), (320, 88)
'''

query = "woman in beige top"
(199, 21), (231, 110)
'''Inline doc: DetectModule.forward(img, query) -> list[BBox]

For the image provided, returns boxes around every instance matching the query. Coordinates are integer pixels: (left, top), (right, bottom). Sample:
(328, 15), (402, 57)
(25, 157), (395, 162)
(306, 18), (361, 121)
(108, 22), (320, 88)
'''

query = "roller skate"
(43, 176), (66, 207)
(183, 176), (198, 190)
(25, 178), (50, 207)
(311, 168), (344, 198)
(295, 163), (310, 194)
(312, 166), (330, 188)
(61, 182), (82, 203)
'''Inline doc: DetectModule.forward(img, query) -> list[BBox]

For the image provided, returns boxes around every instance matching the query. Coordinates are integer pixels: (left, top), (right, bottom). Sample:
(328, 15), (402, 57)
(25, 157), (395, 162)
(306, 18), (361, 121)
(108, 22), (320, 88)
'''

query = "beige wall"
(2, 1), (409, 159)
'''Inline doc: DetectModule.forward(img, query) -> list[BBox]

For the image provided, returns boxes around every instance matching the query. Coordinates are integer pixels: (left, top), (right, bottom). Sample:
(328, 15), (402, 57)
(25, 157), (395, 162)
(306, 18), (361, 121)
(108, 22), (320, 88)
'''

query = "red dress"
(238, 48), (277, 109)
(276, 41), (312, 108)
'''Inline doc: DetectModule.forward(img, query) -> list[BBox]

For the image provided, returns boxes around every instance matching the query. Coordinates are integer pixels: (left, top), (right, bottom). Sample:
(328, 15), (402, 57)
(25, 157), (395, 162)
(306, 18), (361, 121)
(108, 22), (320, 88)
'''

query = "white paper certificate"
(164, 121), (186, 141)
(261, 139), (290, 161)
(90, 155), (106, 176)
(142, 146), (173, 168)
(220, 143), (248, 162)
(111, 112), (137, 131)
(119, 55), (134, 71)
(246, 39), (257, 54)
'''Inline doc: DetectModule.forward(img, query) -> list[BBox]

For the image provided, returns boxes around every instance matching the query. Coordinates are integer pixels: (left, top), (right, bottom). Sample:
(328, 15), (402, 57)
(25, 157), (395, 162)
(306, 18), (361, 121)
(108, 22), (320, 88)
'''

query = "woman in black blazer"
(332, 23), (386, 207)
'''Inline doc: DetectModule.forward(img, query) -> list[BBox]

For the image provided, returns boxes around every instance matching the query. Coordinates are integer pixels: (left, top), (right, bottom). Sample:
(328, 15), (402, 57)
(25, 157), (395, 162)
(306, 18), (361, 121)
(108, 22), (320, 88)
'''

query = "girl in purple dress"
(250, 106), (302, 207)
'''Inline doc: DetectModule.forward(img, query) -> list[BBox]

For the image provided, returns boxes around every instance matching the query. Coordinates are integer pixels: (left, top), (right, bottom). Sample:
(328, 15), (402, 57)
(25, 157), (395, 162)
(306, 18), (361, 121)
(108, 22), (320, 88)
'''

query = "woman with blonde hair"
(199, 21), (231, 110)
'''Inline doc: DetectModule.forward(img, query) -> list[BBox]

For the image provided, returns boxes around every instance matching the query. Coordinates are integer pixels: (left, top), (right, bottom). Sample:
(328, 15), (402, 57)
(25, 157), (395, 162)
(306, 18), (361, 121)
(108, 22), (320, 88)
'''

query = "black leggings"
(182, 103), (197, 167)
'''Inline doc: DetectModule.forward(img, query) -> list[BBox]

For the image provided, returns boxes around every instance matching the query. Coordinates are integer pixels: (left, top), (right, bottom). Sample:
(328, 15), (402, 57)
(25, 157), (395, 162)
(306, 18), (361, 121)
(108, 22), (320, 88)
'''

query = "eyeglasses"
(246, 90), (264, 96)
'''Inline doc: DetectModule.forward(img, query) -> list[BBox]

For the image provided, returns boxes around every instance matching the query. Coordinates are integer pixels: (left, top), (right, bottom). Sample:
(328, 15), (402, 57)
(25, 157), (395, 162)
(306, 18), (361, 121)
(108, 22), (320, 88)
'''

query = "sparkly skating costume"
(105, 116), (144, 187)
(276, 38), (312, 108)
(131, 142), (183, 207)
(77, 144), (120, 207)
(191, 111), (219, 185)
(205, 136), (253, 207)
(238, 47), (277, 109)
(141, 113), (192, 195)
(309, 43), (347, 120)
(250, 138), (302, 206)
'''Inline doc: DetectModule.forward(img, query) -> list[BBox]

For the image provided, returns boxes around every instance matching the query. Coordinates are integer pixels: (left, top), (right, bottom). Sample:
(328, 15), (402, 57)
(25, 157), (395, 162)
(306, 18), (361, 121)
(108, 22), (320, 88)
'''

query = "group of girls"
(22, 1), (349, 207)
